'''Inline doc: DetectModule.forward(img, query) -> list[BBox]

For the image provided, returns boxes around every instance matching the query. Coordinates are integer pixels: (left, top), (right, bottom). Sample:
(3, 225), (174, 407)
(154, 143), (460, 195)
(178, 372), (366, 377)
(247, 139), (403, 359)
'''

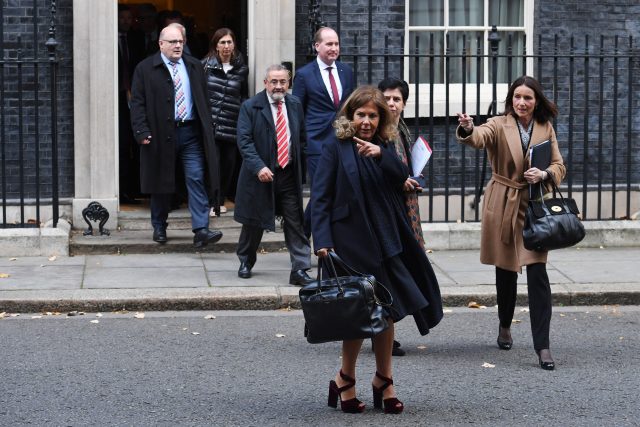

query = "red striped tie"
(276, 101), (289, 168)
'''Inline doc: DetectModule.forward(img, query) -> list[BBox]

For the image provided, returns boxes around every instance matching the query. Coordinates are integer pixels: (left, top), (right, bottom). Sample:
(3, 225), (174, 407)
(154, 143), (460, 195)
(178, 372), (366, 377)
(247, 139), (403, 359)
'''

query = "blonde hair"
(333, 86), (398, 141)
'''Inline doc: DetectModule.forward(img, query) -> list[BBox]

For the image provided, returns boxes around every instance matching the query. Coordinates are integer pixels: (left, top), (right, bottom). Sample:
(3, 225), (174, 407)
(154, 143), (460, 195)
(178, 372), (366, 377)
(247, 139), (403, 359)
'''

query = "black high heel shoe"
(497, 326), (513, 350)
(328, 370), (365, 413)
(536, 349), (555, 371)
(372, 371), (404, 414)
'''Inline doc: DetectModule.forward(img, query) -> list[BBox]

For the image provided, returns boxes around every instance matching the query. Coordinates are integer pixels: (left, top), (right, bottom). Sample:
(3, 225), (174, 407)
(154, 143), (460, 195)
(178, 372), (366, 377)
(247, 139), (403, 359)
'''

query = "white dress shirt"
(316, 57), (343, 105)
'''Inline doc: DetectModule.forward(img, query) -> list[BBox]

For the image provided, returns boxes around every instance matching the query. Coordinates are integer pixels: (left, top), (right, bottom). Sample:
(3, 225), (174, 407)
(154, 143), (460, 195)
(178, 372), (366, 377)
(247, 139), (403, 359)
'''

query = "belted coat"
(130, 52), (219, 199)
(456, 114), (566, 272)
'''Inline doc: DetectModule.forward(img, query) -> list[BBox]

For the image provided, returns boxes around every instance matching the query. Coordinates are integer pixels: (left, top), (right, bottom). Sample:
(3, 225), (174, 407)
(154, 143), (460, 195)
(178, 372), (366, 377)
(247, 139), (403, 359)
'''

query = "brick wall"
(1, 0), (74, 202)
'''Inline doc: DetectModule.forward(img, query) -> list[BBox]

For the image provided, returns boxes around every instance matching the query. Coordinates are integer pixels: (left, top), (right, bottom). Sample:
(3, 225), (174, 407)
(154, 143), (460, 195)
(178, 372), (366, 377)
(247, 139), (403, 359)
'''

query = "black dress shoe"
(193, 228), (223, 248)
(536, 349), (555, 371)
(372, 339), (406, 356)
(238, 262), (252, 279)
(289, 269), (314, 286)
(152, 228), (167, 244)
(497, 326), (513, 350)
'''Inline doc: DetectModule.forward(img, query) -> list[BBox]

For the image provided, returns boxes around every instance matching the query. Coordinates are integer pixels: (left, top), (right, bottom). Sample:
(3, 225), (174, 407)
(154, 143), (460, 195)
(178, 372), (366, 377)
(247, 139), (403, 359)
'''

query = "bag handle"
(328, 252), (394, 307)
(530, 178), (570, 214)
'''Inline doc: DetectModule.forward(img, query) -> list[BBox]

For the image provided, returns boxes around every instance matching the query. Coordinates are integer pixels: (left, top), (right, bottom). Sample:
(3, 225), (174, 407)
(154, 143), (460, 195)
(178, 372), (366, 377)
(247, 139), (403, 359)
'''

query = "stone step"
(117, 206), (241, 231)
(70, 227), (289, 255)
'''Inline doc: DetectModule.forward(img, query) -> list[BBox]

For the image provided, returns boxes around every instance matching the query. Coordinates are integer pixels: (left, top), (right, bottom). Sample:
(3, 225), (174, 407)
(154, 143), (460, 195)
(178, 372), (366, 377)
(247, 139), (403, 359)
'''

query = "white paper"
(411, 136), (432, 176)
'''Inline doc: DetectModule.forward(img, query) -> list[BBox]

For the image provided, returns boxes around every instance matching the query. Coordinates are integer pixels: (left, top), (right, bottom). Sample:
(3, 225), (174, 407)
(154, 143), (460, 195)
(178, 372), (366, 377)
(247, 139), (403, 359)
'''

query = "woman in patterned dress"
(378, 78), (425, 249)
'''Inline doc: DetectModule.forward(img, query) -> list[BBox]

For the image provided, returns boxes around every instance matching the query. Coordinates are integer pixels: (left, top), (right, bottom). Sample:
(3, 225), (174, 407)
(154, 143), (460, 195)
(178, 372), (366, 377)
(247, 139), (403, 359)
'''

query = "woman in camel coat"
(457, 75), (565, 370)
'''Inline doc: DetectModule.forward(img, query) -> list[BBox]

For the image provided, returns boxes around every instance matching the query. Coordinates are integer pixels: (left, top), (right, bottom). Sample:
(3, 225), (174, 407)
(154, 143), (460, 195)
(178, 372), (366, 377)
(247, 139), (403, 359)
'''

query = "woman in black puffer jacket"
(202, 28), (249, 215)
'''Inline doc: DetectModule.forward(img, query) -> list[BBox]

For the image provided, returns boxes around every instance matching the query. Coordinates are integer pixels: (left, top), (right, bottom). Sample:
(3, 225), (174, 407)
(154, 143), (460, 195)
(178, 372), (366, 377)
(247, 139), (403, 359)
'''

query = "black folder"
(530, 139), (551, 171)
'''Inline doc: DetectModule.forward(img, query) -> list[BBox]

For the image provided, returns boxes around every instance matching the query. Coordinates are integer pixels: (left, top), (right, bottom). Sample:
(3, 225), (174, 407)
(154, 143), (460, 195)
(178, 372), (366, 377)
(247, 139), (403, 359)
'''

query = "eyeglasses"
(161, 39), (185, 46)
(268, 79), (289, 86)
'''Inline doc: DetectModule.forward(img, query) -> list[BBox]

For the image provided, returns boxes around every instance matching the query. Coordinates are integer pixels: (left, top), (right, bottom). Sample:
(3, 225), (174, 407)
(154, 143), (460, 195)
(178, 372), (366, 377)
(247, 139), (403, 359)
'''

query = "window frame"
(403, 0), (535, 118)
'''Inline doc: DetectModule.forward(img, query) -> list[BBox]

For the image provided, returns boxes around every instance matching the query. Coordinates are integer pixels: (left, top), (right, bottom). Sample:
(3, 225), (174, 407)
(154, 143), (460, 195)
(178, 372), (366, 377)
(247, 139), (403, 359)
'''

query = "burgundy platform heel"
(328, 370), (365, 413)
(372, 371), (404, 414)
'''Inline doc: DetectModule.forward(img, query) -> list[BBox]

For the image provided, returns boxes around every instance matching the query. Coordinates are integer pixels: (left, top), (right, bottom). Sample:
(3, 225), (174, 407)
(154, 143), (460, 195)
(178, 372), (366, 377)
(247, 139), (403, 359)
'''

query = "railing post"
(307, 0), (326, 55)
(488, 26), (501, 116)
(45, 0), (59, 228)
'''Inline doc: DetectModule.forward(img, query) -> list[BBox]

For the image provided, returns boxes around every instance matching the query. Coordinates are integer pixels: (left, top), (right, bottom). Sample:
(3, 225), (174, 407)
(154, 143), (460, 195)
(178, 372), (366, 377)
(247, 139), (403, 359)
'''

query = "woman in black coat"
(311, 86), (443, 414)
(202, 28), (248, 215)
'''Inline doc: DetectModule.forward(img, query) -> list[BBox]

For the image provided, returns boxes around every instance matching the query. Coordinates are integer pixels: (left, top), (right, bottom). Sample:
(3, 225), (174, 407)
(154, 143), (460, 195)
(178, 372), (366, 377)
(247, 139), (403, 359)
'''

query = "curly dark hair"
(333, 86), (398, 141)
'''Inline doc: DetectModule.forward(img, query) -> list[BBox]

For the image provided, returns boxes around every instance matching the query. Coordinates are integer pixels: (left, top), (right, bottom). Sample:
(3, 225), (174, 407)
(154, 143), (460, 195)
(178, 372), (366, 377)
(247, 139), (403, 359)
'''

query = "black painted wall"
(1, 0), (74, 201)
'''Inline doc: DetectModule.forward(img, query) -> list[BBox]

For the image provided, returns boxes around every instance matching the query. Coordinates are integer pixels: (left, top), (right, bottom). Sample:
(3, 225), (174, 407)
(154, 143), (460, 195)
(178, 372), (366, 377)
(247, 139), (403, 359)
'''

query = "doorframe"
(70, 0), (295, 230)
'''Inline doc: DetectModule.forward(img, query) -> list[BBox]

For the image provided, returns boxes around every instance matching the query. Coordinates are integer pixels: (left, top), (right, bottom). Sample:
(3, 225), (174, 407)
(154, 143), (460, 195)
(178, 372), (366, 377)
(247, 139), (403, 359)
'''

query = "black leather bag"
(523, 180), (586, 252)
(299, 252), (393, 344)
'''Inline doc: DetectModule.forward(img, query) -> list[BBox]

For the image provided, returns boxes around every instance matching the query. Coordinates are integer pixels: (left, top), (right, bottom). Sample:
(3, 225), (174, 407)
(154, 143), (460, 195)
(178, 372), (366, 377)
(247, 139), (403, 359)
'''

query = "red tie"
(276, 101), (289, 168)
(327, 66), (340, 109)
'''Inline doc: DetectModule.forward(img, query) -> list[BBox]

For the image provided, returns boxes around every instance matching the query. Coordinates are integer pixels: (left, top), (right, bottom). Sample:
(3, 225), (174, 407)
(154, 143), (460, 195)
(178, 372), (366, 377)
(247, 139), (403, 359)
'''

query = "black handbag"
(523, 179), (586, 252)
(299, 252), (393, 344)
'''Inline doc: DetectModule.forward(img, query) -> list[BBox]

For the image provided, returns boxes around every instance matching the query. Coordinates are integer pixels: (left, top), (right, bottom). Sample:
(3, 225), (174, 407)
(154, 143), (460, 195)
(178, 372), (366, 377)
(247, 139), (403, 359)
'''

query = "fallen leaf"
(512, 319), (522, 324)
(417, 345), (427, 350)
(182, 327), (188, 331)
(48, 256), (57, 261)
(0, 273), (10, 278)
(443, 309), (453, 313)
(619, 337), (624, 340)
(44, 312), (53, 316)
(520, 308), (529, 313)
(67, 311), (78, 316)
(10, 313), (20, 317)
(0, 312), (6, 318)
(90, 320), (100, 324)
(204, 314), (216, 319)
(426, 249), (433, 254)
(96, 313), (103, 317)
(31, 315), (42, 319)
(275, 333), (286, 338)
(467, 301), (487, 309)
(191, 332), (200, 335)
(482, 362), (496, 368)
(9, 258), (17, 261)
(134, 312), (145, 319)
(559, 313), (566, 317)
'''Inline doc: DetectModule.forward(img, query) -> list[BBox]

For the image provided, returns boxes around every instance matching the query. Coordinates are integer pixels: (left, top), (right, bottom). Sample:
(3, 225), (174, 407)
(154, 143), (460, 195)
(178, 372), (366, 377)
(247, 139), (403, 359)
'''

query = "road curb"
(1, 287), (638, 313)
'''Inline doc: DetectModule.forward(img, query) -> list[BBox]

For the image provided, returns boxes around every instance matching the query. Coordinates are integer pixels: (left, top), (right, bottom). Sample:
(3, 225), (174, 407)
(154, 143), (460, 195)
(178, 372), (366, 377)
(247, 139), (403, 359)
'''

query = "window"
(404, 0), (533, 117)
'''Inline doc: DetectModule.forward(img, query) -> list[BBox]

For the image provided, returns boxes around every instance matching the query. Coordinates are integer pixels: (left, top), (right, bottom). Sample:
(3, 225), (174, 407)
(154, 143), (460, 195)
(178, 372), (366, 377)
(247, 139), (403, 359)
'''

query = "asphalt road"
(1, 306), (638, 426)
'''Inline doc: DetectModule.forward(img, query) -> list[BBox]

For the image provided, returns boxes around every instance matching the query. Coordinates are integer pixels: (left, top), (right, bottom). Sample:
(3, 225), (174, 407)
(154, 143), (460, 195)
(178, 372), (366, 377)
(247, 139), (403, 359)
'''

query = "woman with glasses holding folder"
(456, 75), (566, 370)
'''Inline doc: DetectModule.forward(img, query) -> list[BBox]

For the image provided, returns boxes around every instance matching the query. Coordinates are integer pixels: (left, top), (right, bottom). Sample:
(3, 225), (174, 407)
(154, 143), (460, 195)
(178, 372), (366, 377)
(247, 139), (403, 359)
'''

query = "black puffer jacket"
(202, 53), (249, 143)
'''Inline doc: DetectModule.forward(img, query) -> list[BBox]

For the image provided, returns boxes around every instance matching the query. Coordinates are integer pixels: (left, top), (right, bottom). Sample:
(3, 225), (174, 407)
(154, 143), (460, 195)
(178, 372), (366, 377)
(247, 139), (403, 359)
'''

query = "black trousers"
(215, 140), (240, 204)
(496, 263), (552, 351)
(236, 165), (311, 271)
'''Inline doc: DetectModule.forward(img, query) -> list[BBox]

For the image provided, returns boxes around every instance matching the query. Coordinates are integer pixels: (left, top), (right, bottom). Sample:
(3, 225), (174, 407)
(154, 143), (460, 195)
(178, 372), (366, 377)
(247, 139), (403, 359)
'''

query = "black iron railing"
(0, 0), (59, 228)
(310, 29), (639, 222)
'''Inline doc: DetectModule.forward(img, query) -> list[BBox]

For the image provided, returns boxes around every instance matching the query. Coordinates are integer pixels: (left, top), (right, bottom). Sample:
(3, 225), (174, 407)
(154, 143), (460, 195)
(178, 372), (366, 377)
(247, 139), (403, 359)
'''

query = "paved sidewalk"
(0, 247), (638, 312)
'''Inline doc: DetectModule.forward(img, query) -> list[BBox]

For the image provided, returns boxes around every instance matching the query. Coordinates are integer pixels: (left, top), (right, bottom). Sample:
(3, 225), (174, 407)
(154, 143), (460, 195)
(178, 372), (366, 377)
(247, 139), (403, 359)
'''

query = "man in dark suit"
(292, 27), (355, 235)
(130, 23), (222, 247)
(234, 64), (314, 286)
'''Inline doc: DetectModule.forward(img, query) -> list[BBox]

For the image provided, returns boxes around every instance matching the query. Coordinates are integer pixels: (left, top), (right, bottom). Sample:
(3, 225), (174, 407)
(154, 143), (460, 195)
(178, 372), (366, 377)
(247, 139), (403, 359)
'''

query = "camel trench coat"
(457, 115), (566, 272)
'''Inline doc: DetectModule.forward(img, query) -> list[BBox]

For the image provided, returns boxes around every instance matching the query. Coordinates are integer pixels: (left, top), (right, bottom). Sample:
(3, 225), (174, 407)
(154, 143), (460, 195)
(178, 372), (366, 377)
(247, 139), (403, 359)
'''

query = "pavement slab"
(0, 246), (638, 312)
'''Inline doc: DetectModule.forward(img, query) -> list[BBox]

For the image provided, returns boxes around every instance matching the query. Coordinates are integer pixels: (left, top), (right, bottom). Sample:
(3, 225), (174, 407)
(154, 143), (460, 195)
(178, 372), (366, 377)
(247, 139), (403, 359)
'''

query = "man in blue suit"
(292, 27), (354, 235)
